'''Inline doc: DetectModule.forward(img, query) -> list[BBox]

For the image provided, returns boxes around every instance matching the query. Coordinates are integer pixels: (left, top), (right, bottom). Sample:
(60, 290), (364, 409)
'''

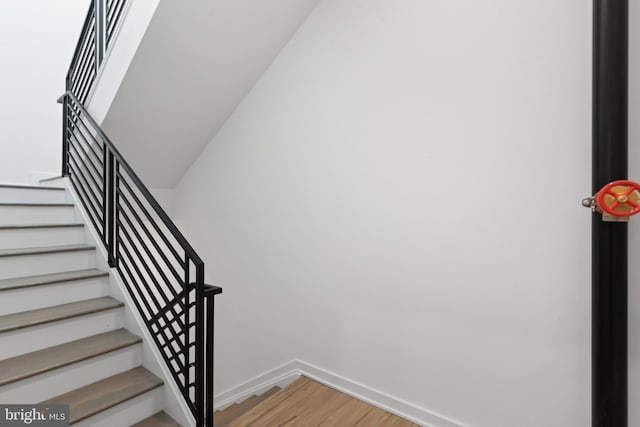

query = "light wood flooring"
(222, 377), (420, 427)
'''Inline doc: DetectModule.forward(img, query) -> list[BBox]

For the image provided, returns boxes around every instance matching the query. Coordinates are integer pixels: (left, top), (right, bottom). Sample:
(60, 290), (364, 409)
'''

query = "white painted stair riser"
(0, 187), (69, 204)
(0, 250), (96, 280)
(0, 226), (85, 250)
(0, 277), (109, 315)
(0, 309), (123, 360)
(0, 345), (141, 404)
(0, 205), (76, 225)
(73, 388), (164, 427)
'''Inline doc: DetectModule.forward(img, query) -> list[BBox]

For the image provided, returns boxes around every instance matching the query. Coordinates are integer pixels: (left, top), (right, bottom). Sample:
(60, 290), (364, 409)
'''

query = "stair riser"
(0, 227), (85, 250)
(0, 188), (68, 204)
(0, 309), (123, 360)
(0, 277), (109, 315)
(0, 250), (95, 280)
(0, 205), (76, 225)
(73, 388), (164, 427)
(0, 345), (141, 404)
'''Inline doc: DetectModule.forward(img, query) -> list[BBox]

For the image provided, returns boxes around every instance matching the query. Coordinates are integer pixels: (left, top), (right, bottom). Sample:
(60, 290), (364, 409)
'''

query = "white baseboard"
(214, 359), (466, 427)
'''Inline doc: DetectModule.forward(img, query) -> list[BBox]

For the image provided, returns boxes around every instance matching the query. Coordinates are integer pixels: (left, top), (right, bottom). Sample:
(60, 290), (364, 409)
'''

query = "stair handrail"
(63, 93), (200, 264)
(60, 90), (221, 427)
(59, 2), (221, 425)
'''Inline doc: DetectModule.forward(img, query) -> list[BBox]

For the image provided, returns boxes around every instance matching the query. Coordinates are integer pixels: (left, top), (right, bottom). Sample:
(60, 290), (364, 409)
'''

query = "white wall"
(0, 1), (88, 185)
(100, 0), (320, 189)
(171, 1), (638, 426)
(86, 0), (160, 125)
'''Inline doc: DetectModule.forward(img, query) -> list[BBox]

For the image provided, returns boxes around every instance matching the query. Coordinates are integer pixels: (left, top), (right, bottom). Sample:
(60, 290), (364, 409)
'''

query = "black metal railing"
(60, 2), (221, 425)
(60, 91), (221, 426)
(106, 0), (128, 47)
(66, 1), (97, 105)
(66, 0), (129, 105)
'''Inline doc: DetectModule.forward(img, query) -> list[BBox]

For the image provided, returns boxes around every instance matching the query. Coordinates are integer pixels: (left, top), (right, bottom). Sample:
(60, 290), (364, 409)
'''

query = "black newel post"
(592, 1), (628, 426)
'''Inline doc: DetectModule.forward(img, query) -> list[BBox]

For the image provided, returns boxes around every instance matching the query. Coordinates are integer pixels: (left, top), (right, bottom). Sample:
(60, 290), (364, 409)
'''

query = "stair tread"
(0, 329), (141, 387)
(215, 386), (281, 426)
(0, 269), (108, 292)
(0, 223), (83, 230)
(0, 202), (73, 207)
(0, 297), (123, 333)
(131, 411), (182, 427)
(0, 244), (94, 258)
(41, 367), (163, 424)
(0, 184), (65, 191)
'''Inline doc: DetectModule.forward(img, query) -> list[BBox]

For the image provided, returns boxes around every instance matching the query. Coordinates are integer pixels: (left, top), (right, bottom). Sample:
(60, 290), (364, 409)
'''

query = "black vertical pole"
(592, 1), (628, 426)
(107, 150), (115, 268)
(94, 0), (106, 67)
(195, 264), (205, 427)
(205, 292), (214, 427)
(61, 94), (69, 177)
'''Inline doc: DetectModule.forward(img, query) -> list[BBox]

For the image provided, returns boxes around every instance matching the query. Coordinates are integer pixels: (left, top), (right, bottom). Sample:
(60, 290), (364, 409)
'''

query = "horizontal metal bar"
(60, 91), (203, 265)
(66, 107), (105, 152)
(70, 29), (96, 84)
(106, 0), (127, 43)
(116, 175), (184, 266)
(74, 69), (97, 105)
(68, 177), (104, 242)
(117, 244), (161, 318)
(117, 222), (181, 310)
(70, 37), (96, 89)
(117, 269), (189, 390)
(66, 112), (105, 157)
(67, 130), (104, 180)
(116, 229), (188, 337)
(68, 168), (102, 222)
(117, 200), (186, 291)
(67, 157), (103, 215)
(155, 327), (187, 349)
(66, 3), (95, 81)
(148, 287), (192, 325)
(117, 245), (186, 355)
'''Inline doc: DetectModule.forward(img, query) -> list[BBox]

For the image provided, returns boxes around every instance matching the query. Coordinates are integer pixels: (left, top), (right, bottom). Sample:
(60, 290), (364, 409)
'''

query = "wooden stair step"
(132, 411), (182, 427)
(0, 223), (83, 230)
(0, 269), (108, 292)
(215, 386), (281, 426)
(0, 244), (94, 258)
(0, 329), (141, 386)
(0, 184), (65, 191)
(0, 297), (123, 333)
(0, 202), (74, 207)
(41, 367), (163, 424)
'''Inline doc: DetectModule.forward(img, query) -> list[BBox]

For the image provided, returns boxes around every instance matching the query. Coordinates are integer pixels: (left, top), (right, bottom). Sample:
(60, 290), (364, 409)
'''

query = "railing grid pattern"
(61, 2), (220, 425)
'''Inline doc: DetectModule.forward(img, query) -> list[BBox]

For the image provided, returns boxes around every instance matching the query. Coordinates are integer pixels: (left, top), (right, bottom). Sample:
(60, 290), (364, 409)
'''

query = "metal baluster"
(61, 95), (70, 176)
(107, 149), (115, 267)
(94, 0), (106, 68)
(195, 264), (205, 426)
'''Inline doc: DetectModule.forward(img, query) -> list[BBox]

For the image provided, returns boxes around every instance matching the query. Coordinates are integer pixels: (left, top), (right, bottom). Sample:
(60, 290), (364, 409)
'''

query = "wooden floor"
(226, 377), (420, 427)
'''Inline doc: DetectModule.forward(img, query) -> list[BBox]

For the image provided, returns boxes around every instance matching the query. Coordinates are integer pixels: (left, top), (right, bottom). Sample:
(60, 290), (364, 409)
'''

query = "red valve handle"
(596, 180), (640, 217)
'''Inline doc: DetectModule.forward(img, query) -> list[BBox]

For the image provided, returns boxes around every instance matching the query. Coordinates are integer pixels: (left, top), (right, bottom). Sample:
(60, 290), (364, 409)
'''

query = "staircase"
(0, 183), (181, 426)
(213, 387), (281, 427)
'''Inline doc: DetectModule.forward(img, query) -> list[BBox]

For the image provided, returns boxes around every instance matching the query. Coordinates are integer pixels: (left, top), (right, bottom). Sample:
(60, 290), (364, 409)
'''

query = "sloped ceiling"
(101, 0), (321, 188)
